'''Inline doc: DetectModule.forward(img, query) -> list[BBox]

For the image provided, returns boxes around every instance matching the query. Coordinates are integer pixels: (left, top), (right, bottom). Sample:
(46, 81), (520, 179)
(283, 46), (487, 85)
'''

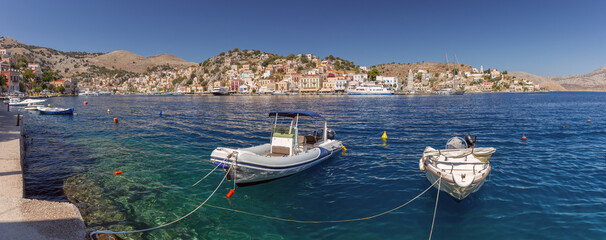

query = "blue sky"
(2, 0), (605, 76)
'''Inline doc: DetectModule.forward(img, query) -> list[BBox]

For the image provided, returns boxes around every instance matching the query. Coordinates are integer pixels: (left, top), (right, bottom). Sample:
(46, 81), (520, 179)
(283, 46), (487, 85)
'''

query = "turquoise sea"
(21, 92), (606, 239)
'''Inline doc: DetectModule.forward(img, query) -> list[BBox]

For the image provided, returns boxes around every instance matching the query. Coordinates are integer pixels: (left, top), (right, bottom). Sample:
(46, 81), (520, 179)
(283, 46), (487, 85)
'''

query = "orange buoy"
(83, 101), (88, 105)
(521, 136), (527, 141)
(113, 118), (119, 124)
(226, 189), (235, 198)
(114, 170), (122, 175)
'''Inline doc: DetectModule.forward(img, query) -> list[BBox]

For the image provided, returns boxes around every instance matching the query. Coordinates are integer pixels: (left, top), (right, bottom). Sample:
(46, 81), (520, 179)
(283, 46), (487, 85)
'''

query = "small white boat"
(419, 135), (496, 200)
(24, 103), (42, 111)
(9, 98), (47, 106)
(272, 90), (288, 95)
(210, 111), (344, 186)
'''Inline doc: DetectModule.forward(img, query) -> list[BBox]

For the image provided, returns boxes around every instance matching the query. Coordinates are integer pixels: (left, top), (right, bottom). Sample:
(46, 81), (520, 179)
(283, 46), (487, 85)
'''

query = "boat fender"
(226, 189), (235, 198)
(419, 157), (426, 171)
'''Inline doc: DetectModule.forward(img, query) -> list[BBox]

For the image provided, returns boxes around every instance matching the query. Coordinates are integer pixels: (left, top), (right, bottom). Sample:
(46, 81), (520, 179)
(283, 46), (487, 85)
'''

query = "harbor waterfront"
(19, 92), (606, 239)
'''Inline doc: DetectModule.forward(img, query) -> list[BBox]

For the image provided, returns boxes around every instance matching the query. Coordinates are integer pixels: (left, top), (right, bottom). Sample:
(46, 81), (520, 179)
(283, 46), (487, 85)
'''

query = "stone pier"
(0, 106), (86, 240)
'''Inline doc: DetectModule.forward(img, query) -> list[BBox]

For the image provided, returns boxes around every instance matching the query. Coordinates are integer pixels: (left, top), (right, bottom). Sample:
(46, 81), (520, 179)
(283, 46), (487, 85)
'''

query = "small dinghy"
(419, 134), (496, 200)
(210, 111), (344, 186)
(38, 107), (74, 115)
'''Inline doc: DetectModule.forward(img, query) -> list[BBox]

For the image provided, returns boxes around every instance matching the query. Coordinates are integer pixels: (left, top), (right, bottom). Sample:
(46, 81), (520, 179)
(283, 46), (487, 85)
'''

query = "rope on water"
(191, 164), (220, 187)
(89, 165), (232, 239)
(428, 176), (441, 240)
(203, 177), (441, 223)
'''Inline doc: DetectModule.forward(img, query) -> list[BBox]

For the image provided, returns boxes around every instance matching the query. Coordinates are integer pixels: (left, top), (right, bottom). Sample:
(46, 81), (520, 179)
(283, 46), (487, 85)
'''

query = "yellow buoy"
(107, 109), (111, 113)
(381, 131), (387, 140)
(342, 145), (347, 152)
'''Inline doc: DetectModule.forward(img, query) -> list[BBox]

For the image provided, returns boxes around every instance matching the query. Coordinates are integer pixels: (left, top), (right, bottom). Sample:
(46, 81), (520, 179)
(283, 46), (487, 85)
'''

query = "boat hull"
(39, 107), (74, 115)
(347, 92), (394, 95)
(420, 146), (494, 200)
(423, 165), (488, 201)
(210, 141), (343, 185)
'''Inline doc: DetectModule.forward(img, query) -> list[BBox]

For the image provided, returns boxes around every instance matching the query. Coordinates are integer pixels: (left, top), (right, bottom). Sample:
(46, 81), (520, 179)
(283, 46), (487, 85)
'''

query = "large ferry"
(347, 84), (394, 95)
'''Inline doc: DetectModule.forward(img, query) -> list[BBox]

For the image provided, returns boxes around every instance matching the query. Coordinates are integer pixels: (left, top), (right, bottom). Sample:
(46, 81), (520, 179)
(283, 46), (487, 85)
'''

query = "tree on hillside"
(286, 54), (296, 60)
(57, 85), (65, 94)
(368, 68), (380, 81)
(300, 55), (309, 64)
(17, 57), (29, 69)
(0, 75), (7, 92)
(23, 69), (35, 82)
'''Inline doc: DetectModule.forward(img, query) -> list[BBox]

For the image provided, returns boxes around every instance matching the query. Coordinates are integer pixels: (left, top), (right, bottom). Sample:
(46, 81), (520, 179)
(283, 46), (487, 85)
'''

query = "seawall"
(0, 105), (87, 239)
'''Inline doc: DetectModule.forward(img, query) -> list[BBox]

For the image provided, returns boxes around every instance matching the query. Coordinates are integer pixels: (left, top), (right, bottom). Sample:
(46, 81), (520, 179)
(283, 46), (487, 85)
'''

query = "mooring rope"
(191, 164), (220, 187)
(428, 176), (441, 240)
(89, 165), (232, 239)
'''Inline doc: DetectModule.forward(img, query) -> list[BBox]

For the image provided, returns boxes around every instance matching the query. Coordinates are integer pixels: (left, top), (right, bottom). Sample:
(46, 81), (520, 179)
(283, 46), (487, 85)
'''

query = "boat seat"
(298, 136), (307, 149)
(305, 135), (317, 144)
(270, 146), (290, 157)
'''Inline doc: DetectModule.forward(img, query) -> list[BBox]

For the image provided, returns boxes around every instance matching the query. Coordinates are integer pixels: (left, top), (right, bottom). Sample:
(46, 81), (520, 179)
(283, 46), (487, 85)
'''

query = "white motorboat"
(272, 90), (288, 95)
(210, 111), (344, 186)
(419, 134), (496, 200)
(80, 90), (99, 96)
(8, 98), (47, 106)
(24, 103), (42, 110)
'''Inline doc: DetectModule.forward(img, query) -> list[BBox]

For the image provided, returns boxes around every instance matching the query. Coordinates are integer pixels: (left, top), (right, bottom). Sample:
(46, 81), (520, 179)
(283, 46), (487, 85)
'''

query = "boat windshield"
(272, 125), (294, 138)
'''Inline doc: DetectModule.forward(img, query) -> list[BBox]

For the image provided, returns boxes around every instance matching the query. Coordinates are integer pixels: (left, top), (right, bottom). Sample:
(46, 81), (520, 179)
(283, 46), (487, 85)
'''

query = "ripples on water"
(21, 92), (606, 239)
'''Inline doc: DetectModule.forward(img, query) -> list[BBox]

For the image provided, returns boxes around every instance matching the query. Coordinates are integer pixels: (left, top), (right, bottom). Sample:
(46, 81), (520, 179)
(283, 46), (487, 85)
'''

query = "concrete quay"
(0, 106), (86, 240)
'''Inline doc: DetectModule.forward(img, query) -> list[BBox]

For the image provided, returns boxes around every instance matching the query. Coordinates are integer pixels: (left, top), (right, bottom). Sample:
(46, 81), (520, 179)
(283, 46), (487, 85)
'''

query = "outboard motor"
(326, 129), (336, 140)
(464, 134), (476, 148)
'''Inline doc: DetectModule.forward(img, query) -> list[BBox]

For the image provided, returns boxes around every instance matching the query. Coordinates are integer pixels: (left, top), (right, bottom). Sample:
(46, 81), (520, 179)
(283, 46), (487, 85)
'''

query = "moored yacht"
(210, 111), (344, 186)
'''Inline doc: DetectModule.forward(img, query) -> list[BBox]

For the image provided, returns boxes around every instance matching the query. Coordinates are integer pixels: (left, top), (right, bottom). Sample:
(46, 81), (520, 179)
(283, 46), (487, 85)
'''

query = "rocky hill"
(372, 62), (473, 78)
(89, 50), (195, 74)
(0, 37), (195, 77)
(508, 72), (566, 91)
(545, 67), (606, 91)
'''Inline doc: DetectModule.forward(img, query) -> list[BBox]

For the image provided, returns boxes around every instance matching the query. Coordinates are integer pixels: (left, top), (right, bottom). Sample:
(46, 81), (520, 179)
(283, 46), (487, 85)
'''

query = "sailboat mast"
(453, 54), (457, 90)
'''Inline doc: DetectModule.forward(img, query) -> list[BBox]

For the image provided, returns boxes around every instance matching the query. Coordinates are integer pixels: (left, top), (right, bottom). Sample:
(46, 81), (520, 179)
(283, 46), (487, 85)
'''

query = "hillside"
(0, 37), (195, 77)
(545, 67), (606, 91)
(89, 51), (195, 73)
(508, 72), (566, 91)
(372, 62), (474, 78)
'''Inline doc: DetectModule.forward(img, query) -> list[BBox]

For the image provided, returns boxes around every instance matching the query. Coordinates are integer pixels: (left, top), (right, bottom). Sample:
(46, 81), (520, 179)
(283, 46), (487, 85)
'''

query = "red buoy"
(83, 101), (88, 105)
(521, 136), (527, 141)
(114, 170), (122, 175)
(113, 118), (119, 124)
(226, 189), (235, 198)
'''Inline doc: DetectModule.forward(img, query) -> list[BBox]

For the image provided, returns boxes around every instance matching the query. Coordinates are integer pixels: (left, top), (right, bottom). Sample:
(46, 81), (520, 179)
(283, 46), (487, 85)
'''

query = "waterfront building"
(376, 76), (398, 89)
(1, 62), (20, 92)
(300, 75), (322, 92)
